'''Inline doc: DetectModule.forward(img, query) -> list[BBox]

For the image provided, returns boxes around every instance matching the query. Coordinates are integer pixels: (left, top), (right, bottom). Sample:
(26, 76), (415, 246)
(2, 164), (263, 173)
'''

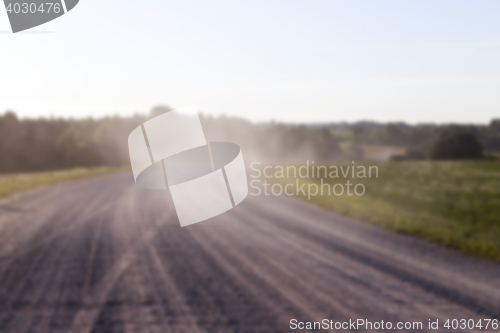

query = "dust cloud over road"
(0, 174), (499, 332)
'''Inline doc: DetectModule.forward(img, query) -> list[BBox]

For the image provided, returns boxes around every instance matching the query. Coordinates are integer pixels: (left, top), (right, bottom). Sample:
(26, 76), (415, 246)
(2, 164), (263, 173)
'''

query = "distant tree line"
(0, 111), (145, 172)
(0, 107), (345, 173)
(1, 107), (497, 173)
(391, 128), (485, 161)
(335, 120), (500, 151)
(331, 119), (500, 160)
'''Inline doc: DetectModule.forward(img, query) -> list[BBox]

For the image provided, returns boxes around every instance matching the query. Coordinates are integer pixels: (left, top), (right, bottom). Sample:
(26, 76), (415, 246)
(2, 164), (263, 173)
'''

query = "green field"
(0, 167), (128, 200)
(270, 161), (500, 261)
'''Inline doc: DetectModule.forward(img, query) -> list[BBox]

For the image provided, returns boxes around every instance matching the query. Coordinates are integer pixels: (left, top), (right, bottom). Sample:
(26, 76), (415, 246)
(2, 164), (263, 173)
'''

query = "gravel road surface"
(0, 173), (499, 332)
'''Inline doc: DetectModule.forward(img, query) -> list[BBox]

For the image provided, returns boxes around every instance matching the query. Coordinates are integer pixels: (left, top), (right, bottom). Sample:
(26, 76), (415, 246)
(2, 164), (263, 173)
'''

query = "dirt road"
(0, 174), (499, 332)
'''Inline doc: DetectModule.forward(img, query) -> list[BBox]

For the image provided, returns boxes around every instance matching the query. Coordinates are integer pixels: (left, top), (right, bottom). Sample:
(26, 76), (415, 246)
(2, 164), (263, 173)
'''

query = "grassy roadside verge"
(0, 167), (129, 200)
(268, 161), (500, 261)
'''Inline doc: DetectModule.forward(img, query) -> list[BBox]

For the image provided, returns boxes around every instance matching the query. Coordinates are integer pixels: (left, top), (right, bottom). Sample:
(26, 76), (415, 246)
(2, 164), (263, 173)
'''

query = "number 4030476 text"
(6, 3), (62, 14)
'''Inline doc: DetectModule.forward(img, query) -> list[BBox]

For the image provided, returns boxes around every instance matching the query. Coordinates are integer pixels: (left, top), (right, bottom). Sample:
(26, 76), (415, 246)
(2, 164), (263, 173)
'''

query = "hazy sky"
(1, 0), (499, 123)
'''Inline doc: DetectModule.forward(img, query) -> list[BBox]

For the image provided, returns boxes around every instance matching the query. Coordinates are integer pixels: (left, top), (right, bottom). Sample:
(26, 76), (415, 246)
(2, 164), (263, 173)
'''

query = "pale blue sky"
(1, 0), (499, 123)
